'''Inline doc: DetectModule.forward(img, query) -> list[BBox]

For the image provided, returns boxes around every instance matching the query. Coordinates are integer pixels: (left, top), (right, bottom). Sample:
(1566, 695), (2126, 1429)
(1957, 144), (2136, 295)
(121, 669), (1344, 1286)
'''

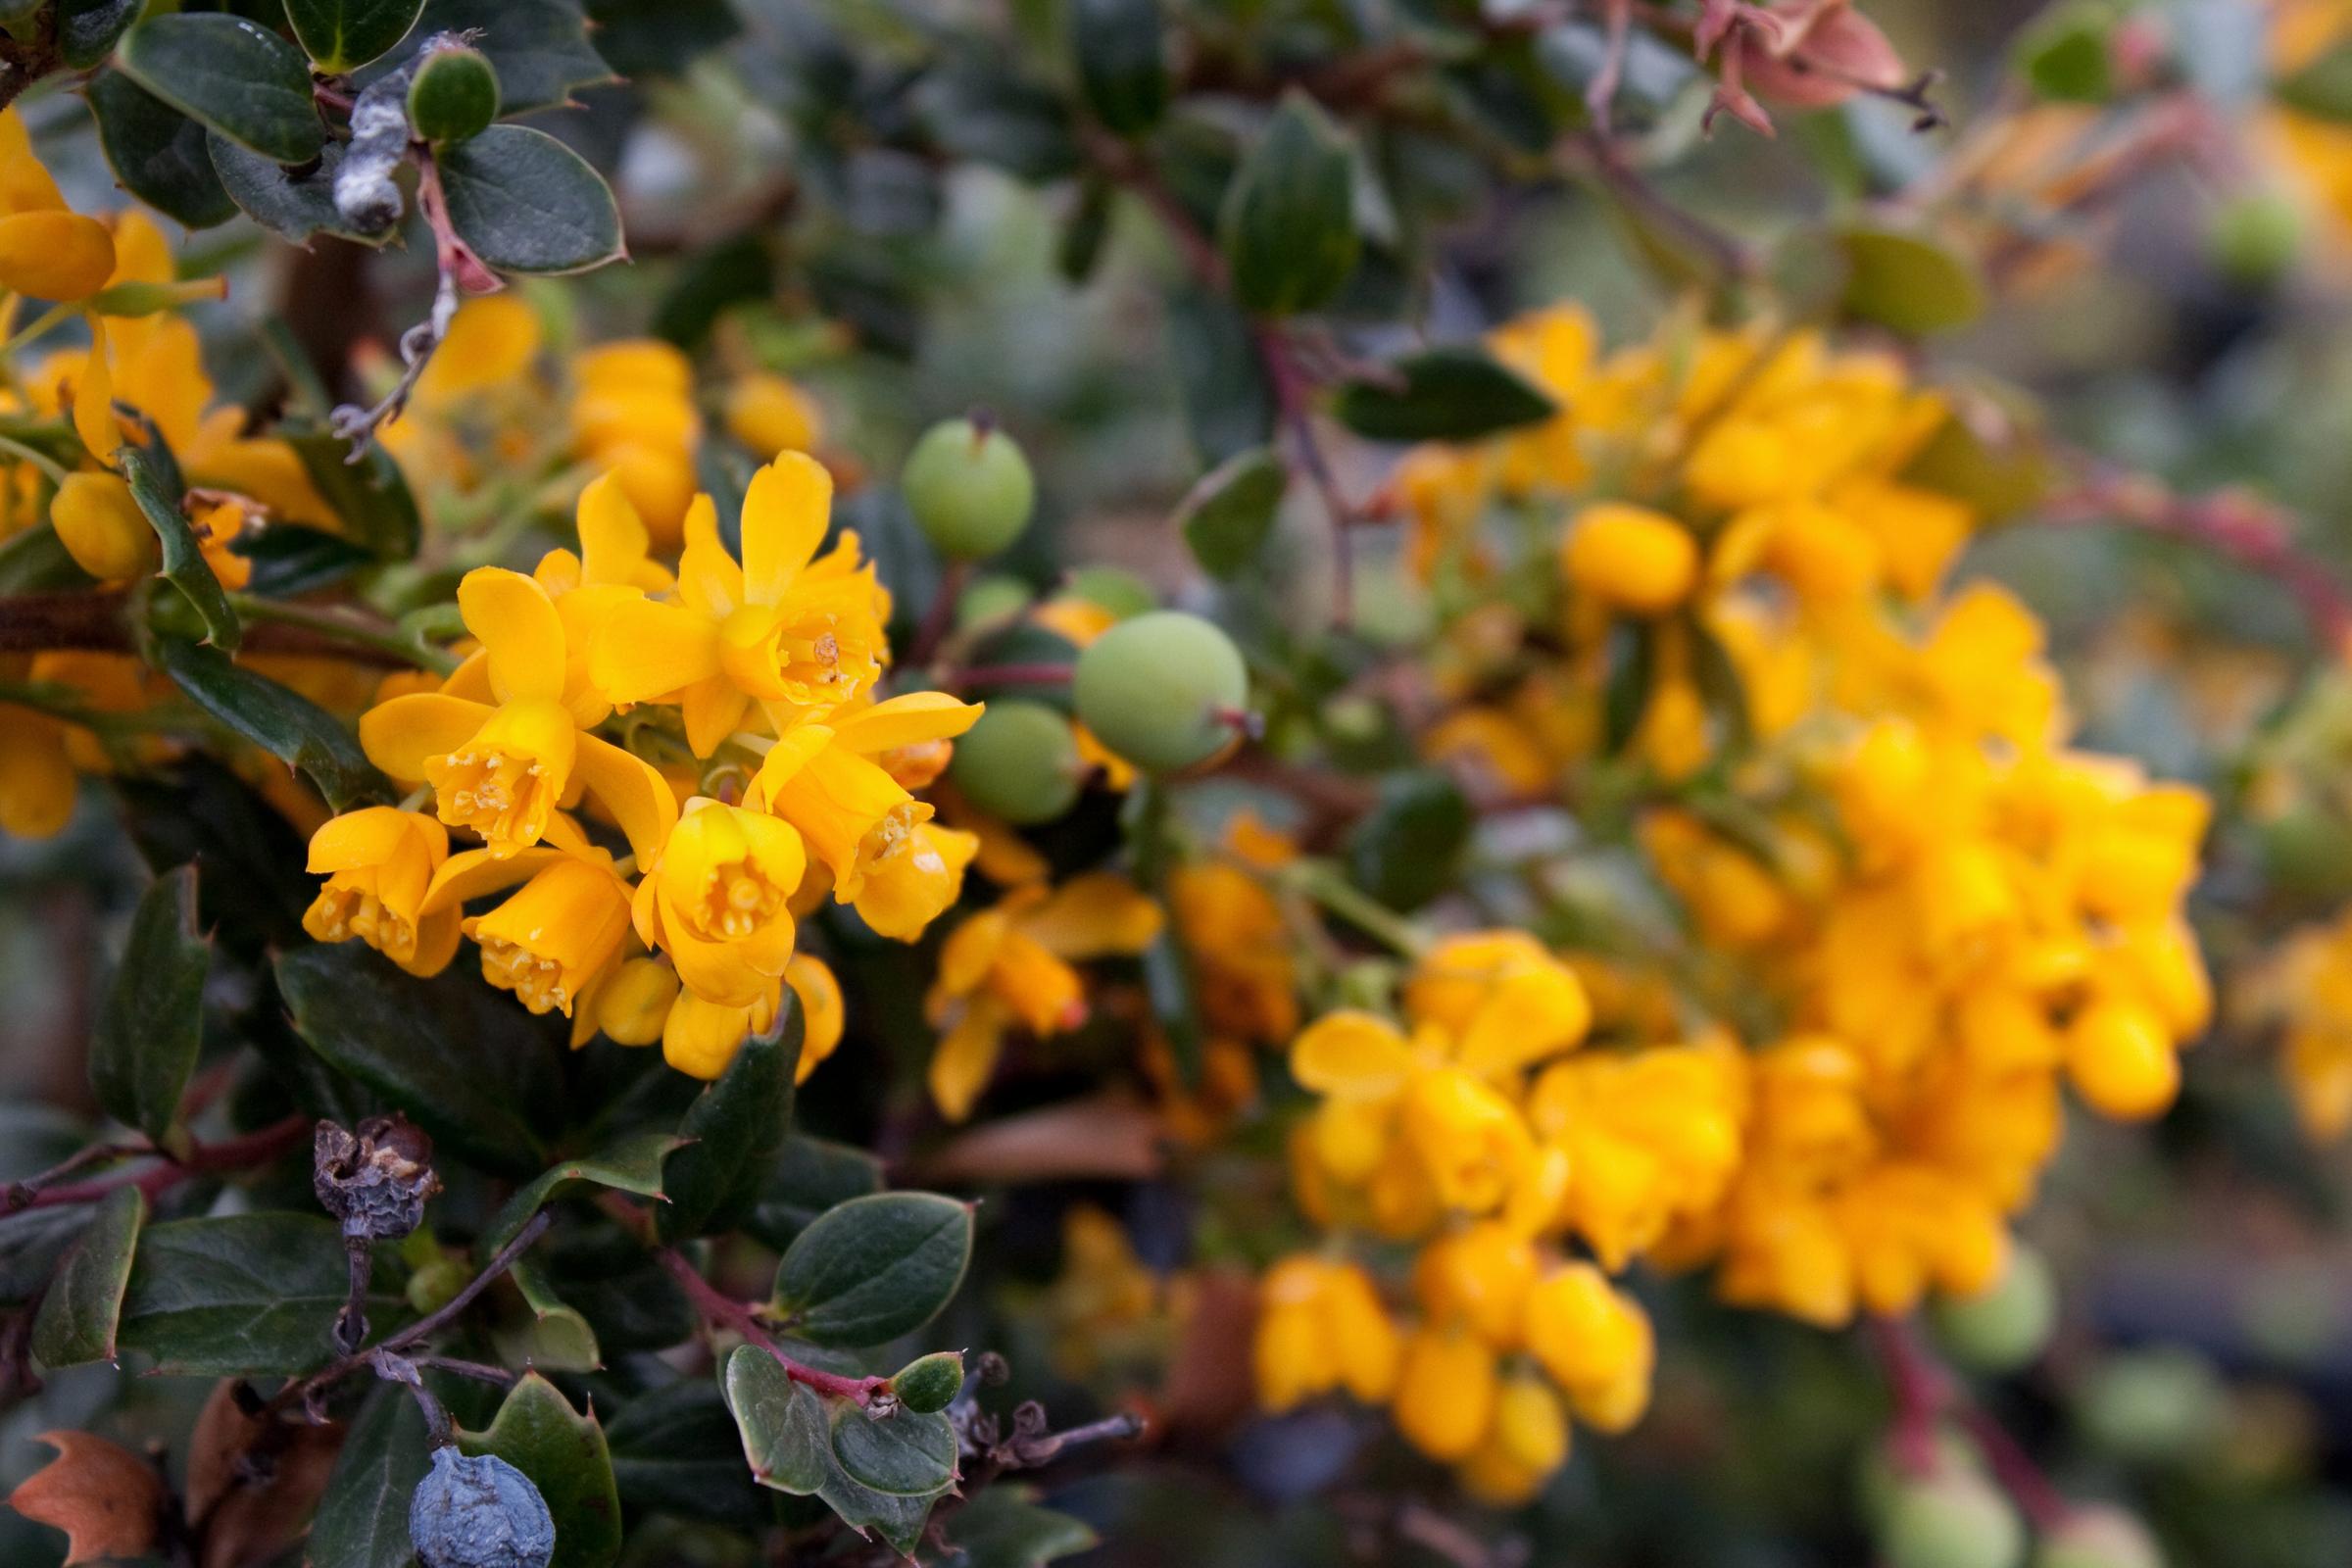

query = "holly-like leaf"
(275, 943), (560, 1174)
(495, 1256), (603, 1373)
(285, 0), (426, 74)
(771, 1193), (972, 1348)
(658, 996), (802, 1243)
(744, 1134), (884, 1253)
(946, 1485), (1102, 1568)
(412, 0), (612, 114)
(122, 445), (238, 654)
(88, 864), (208, 1143)
(118, 1213), (393, 1376)
(150, 637), (390, 813)
(721, 1345), (832, 1495)
(1219, 89), (1359, 317)
(114, 14), (323, 166)
(482, 1129), (687, 1253)
(816, 1466), (937, 1557)
(827, 1405), (957, 1498)
(308, 1385), (433, 1568)
(435, 124), (625, 274)
(59, 0), (141, 71)
(6, 1431), (166, 1565)
(287, 426), (423, 561)
(458, 1372), (623, 1568)
(87, 71), (237, 230)
(28, 1187), (145, 1370)
(209, 135), (400, 247)
(1179, 446), (1286, 578)
(1331, 347), (1556, 443)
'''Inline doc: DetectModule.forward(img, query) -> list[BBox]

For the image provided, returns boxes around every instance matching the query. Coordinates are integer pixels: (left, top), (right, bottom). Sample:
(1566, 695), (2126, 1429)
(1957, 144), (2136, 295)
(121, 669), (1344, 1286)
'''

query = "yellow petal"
(0, 108), (66, 215)
(0, 211), (116, 302)
(458, 566), (567, 705)
(829, 692), (985, 756)
(306, 806), (438, 873)
(929, 997), (1008, 1121)
(740, 451), (832, 606)
(1291, 1010), (1416, 1100)
(72, 315), (115, 464)
(787, 953), (845, 1083)
(419, 845), (564, 916)
(676, 494), (742, 618)
(575, 731), (680, 862)
(576, 469), (650, 585)
(1456, 965), (1592, 1079)
(1020, 872), (1163, 959)
(679, 676), (752, 760)
(589, 598), (722, 706)
(359, 693), (497, 781)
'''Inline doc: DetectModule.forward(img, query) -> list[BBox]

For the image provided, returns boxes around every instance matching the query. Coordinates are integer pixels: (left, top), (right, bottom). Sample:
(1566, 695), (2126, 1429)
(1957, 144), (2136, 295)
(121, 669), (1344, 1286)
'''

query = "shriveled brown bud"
(314, 1114), (443, 1242)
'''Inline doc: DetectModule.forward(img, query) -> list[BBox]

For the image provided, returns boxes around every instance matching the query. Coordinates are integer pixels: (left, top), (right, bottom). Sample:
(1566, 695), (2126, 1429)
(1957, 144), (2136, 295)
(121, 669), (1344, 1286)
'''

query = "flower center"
(430, 746), (554, 851)
(308, 880), (415, 959)
(697, 858), (786, 940)
(478, 937), (569, 1013)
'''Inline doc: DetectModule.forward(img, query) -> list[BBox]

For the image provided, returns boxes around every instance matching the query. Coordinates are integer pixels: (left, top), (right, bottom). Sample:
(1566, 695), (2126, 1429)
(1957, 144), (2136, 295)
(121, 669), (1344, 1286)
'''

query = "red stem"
(658, 1249), (886, 1405)
(950, 662), (1075, 689)
(17, 1114), (308, 1211)
(1867, 1314), (2071, 1532)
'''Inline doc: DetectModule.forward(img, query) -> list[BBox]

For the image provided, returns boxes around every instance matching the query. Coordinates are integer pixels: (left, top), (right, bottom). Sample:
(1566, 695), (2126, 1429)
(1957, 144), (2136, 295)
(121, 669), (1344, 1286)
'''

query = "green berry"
(1857, 1430), (1984, 1530)
(1072, 610), (1250, 772)
(406, 1256), (471, 1316)
(1064, 564), (1153, 620)
(1882, 1474), (2025, 1568)
(888, 1351), (965, 1413)
(408, 45), (502, 147)
(2074, 1348), (2226, 1465)
(956, 572), (1033, 630)
(2208, 192), (2302, 290)
(1933, 1244), (2058, 1375)
(903, 417), (1036, 561)
(950, 700), (1082, 824)
(2034, 1506), (2164, 1568)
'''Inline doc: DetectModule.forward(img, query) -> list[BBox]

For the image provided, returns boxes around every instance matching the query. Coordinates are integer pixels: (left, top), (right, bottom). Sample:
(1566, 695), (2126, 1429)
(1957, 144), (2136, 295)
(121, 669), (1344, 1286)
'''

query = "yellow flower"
(1561, 502), (1698, 616)
(0, 108), (114, 303)
(725, 371), (825, 458)
(924, 873), (1162, 1120)
(0, 702), (74, 839)
(459, 849), (637, 1046)
(570, 339), (701, 546)
(1253, 1255), (1400, 1411)
(302, 808), (462, 977)
(1393, 1324), (1497, 1461)
(592, 453), (891, 751)
(631, 797), (808, 1008)
(787, 952), (846, 1084)
(361, 566), (676, 862)
(598, 956), (681, 1047)
(50, 472), (153, 584)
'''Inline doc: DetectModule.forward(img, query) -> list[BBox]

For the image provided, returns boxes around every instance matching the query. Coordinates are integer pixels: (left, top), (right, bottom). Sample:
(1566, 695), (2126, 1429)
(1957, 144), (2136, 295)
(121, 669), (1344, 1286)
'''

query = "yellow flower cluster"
(1258, 934), (1743, 1502)
(307, 452), (978, 1081)
(2255, 908), (2352, 1139)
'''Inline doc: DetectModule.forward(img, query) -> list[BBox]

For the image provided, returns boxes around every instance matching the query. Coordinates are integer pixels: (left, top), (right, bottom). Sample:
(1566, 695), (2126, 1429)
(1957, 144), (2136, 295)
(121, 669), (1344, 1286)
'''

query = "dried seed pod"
(313, 1114), (442, 1242)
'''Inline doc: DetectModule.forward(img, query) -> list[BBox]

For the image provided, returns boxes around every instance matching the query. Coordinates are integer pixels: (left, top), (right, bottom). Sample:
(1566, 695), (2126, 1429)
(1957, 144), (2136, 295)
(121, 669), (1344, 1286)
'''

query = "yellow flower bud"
(1402, 1069), (1533, 1215)
(725, 371), (825, 458)
(598, 956), (680, 1047)
(2065, 999), (2180, 1121)
(786, 952), (845, 1084)
(1492, 1373), (1570, 1474)
(1560, 503), (1697, 615)
(1393, 1325), (1496, 1461)
(1412, 1222), (1537, 1348)
(51, 471), (156, 583)
(1525, 1262), (1647, 1393)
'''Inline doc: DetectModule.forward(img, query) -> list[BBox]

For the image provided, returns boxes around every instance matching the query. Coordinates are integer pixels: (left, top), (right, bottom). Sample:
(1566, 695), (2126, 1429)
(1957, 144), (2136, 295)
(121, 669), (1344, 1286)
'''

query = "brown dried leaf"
(1156, 1267), (1259, 1438)
(7, 1430), (167, 1565)
(910, 1092), (1166, 1186)
(185, 1379), (345, 1568)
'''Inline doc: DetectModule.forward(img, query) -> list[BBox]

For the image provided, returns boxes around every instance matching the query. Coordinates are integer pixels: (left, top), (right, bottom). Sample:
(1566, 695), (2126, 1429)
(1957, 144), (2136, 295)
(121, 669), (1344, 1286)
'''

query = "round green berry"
(1882, 1474), (2025, 1568)
(888, 1351), (965, 1413)
(956, 572), (1033, 630)
(1072, 611), (1250, 773)
(903, 417), (1036, 561)
(950, 700), (1082, 824)
(408, 45), (502, 147)
(406, 1256), (471, 1316)
(2074, 1348), (2226, 1465)
(2208, 192), (2302, 290)
(2034, 1506), (2163, 1568)
(1857, 1431), (1984, 1531)
(1933, 1244), (2058, 1375)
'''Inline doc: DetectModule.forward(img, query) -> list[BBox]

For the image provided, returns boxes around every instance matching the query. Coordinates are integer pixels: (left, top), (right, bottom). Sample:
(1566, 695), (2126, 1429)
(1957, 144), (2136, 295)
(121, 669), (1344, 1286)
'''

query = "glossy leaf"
(771, 1193), (972, 1348)
(1332, 348), (1556, 443)
(827, 1405), (957, 1498)
(1071, 0), (1168, 137)
(59, 0), (141, 70)
(29, 1187), (145, 1369)
(744, 1134), (884, 1253)
(604, 1380), (768, 1528)
(722, 1345), (831, 1495)
(412, 0), (612, 114)
(1346, 771), (1472, 912)
(88, 864), (208, 1143)
(87, 72), (237, 229)
(1179, 446), (1286, 578)
(658, 995), (802, 1243)
(459, 1372), (623, 1568)
(122, 445), (238, 654)
(309, 1385), (432, 1568)
(287, 426), (423, 560)
(1220, 90), (1358, 317)
(114, 14), (323, 165)
(436, 124), (625, 275)
(151, 637), (390, 812)
(286, 0), (425, 74)
(482, 1130), (686, 1253)
(209, 135), (400, 247)
(118, 1213), (390, 1375)
(276, 943), (560, 1174)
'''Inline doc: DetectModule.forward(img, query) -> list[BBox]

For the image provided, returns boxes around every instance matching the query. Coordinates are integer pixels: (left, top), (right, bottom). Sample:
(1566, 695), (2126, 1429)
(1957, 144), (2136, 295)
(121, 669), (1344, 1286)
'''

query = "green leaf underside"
(29, 1186), (145, 1369)
(722, 1344), (831, 1494)
(436, 124), (625, 274)
(87, 72), (237, 230)
(209, 135), (400, 247)
(151, 637), (389, 812)
(459, 1372), (624, 1568)
(89, 864), (208, 1143)
(60, 0), (142, 71)
(771, 1192), (972, 1348)
(121, 445), (239, 654)
(483, 1129), (686, 1253)
(309, 1384), (432, 1568)
(118, 1212), (393, 1376)
(827, 1403), (957, 1497)
(817, 1466), (937, 1556)
(114, 14), (323, 166)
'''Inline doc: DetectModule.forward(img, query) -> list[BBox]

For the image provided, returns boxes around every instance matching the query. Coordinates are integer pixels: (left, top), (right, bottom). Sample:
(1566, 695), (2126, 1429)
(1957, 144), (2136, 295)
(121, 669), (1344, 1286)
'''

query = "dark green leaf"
(658, 996), (802, 1243)
(1057, 173), (1113, 284)
(459, 1372), (622, 1568)
(286, 425), (423, 560)
(236, 522), (375, 598)
(1346, 771), (1472, 911)
(1220, 89), (1359, 317)
(912, 58), (1080, 182)
(495, 1256), (602, 1372)
(1179, 446), (1286, 578)
(209, 135), (400, 247)
(828, 1405), (956, 1498)
(412, 0), (612, 114)
(0, 524), (97, 594)
(151, 637), (390, 812)
(1601, 617), (1654, 755)
(276, 942), (559, 1174)
(584, 0), (739, 79)
(29, 1187), (144, 1369)
(946, 1485), (1102, 1568)
(1142, 929), (1205, 1089)
(1834, 222), (1986, 336)
(483, 1130), (686, 1253)
(604, 1379), (768, 1528)
(122, 444), (238, 654)
(119, 1213), (391, 1375)
(744, 1134), (883, 1253)
(114, 756), (312, 956)
(722, 1345), (831, 1495)
(87, 72), (237, 229)
(309, 1384), (433, 1568)
(286, 0), (425, 74)
(0, 1208), (89, 1308)
(542, 1230), (692, 1353)
(1071, 0), (1168, 137)
(59, 0), (140, 71)
(1332, 347), (1556, 442)
(89, 864), (208, 1143)
(114, 14), (322, 165)
(1166, 284), (1275, 465)
(2014, 0), (2118, 103)
(436, 124), (624, 275)
(816, 1466), (936, 1556)
(771, 1193), (972, 1348)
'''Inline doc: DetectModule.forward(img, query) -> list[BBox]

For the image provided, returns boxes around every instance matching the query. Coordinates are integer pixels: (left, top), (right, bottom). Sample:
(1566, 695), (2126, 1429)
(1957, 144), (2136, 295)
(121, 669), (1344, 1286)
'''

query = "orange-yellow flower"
(302, 808), (462, 977)
(631, 798), (808, 1008)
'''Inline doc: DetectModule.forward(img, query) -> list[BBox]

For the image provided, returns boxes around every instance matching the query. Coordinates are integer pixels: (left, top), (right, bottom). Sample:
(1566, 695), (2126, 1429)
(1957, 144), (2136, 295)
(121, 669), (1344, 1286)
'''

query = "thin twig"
(13, 1115), (308, 1212)
(659, 1248), (890, 1405)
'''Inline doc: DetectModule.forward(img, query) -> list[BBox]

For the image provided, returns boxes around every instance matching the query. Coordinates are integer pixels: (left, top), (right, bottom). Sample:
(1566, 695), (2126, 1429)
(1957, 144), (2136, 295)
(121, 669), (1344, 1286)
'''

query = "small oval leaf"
(285, 0), (425, 74)
(828, 1405), (958, 1498)
(722, 1346), (832, 1495)
(771, 1193), (973, 1348)
(115, 14), (323, 166)
(435, 124), (624, 275)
